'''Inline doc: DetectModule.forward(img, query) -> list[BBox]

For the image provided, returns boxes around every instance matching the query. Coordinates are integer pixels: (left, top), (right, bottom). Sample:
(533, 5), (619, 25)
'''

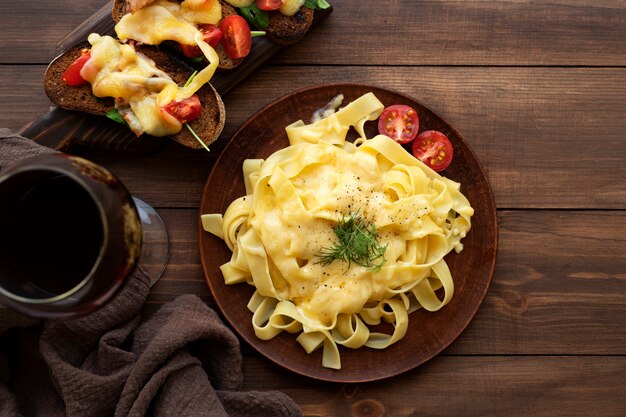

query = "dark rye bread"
(44, 43), (113, 115)
(44, 42), (225, 149)
(111, 0), (130, 20)
(265, 6), (314, 45)
(112, 0), (243, 70)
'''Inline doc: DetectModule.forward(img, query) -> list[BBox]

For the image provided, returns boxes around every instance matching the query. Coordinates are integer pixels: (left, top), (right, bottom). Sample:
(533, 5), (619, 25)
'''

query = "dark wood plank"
(150, 209), (626, 355)
(451, 210), (626, 355)
(0, 66), (48, 131)
(3, 1), (626, 66)
(282, 0), (626, 67)
(0, 0), (108, 64)
(3, 64), (616, 209)
(241, 356), (626, 417)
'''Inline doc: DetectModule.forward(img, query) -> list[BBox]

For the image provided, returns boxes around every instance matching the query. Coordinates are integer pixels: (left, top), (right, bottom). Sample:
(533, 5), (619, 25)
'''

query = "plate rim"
(199, 82), (498, 383)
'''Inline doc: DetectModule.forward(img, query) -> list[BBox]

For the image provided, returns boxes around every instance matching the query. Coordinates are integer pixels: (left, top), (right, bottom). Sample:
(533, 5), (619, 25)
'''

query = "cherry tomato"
(62, 51), (91, 86)
(412, 130), (454, 172)
(161, 94), (202, 124)
(220, 15), (252, 59)
(180, 24), (223, 59)
(377, 104), (419, 144)
(257, 0), (283, 10)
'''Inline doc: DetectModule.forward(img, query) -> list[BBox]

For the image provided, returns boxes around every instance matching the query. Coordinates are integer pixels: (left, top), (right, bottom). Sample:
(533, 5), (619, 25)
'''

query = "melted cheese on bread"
(113, 0), (221, 135)
(115, 0), (221, 46)
(81, 33), (217, 137)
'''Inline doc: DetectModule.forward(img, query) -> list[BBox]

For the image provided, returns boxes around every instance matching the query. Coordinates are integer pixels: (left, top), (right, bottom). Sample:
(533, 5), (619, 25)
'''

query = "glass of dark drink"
(0, 154), (168, 319)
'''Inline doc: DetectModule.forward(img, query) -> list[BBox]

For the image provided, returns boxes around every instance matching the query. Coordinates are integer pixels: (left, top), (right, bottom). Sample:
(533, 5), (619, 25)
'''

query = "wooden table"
(1, 1), (625, 415)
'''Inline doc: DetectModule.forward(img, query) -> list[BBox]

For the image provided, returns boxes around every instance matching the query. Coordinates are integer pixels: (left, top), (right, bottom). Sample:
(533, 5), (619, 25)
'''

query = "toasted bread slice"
(44, 42), (225, 149)
(265, 6), (314, 45)
(112, 0), (243, 70)
(111, 0), (131, 21)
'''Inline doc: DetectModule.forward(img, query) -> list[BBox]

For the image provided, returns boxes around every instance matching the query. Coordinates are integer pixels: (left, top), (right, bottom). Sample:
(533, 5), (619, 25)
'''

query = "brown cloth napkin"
(0, 129), (303, 417)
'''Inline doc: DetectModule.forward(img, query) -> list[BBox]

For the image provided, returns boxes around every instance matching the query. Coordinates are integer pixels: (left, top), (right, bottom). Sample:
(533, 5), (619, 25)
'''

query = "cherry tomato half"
(62, 51), (91, 86)
(220, 15), (252, 59)
(180, 24), (223, 59)
(377, 104), (419, 144)
(412, 130), (454, 172)
(257, 0), (283, 10)
(161, 94), (202, 124)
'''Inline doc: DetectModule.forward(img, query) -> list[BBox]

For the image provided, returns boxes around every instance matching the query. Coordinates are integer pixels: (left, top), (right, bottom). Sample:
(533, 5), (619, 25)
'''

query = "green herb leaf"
(316, 212), (387, 272)
(185, 124), (210, 153)
(239, 4), (269, 29)
(304, 0), (331, 10)
(105, 108), (128, 126)
(251, 30), (266, 37)
(184, 70), (198, 87)
(191, 56), (204, 63)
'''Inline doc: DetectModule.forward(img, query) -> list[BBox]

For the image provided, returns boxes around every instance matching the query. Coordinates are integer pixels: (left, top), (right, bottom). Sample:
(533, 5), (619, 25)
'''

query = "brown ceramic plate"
(199, 83), (497, 383)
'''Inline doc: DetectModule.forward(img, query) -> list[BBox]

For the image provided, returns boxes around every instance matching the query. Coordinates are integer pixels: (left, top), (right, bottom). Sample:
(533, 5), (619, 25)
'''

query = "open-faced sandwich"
(112, 0), (331, 67)
(44, 34), (224, 149)
(113, 0), (247, 69)
(44, 0), (331, 150)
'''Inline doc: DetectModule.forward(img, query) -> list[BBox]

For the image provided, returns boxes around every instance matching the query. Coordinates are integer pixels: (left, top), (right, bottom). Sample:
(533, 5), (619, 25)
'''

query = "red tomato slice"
(180, 24), (223, 59)
(220, 15), (252, 59)
(62, 51), (91, 86)
(412, 130), (454, 172)
(161, 94), (202, 124)
(257, 0), (283, 10)
(377, 104), (419, 144)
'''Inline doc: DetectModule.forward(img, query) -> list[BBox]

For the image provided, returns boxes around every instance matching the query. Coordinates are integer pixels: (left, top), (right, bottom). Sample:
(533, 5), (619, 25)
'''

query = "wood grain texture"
(4, 64), (616, 209)
(0, 0), (108, 64)
(0, 66), (49, 130)
(279, 0), (626, 66)
(241, 356), (626, 417)
(0, 0), (624, 411)
(3, 1), (626, 66)
(150, 209), (626, 355)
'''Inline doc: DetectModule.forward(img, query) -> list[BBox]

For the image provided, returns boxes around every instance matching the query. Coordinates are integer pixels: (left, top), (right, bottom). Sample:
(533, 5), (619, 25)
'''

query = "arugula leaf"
(239, 4), (269, 29)
(105, 109), (128, 126)
(304, 0), (331, 10)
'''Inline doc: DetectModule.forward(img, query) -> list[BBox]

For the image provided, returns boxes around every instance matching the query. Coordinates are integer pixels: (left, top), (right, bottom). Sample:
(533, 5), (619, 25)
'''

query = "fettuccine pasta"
(202, 93), (473, 369)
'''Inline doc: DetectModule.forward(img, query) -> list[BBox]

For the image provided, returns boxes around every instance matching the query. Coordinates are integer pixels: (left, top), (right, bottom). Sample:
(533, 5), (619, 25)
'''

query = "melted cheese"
(113, 0), (220, 103)
(223, 0), (254, 7)
(115, 0), (221, 45)
(80, 34), (206, 136)
(128, 0), (157, 13)
(83, 0), (222, 137)
(279, 0), (306, 16)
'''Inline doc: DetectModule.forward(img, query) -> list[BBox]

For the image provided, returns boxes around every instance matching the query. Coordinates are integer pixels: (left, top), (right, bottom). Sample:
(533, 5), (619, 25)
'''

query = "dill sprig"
(316, 212), (387, 272)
